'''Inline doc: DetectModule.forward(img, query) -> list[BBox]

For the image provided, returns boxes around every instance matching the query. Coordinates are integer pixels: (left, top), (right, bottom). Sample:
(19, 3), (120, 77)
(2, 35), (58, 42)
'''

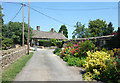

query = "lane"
(14, 49), (83, 81)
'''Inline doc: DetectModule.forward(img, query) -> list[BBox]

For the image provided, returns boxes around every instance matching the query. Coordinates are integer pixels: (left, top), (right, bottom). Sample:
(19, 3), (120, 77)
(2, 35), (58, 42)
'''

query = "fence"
(1, 45), (27, 69)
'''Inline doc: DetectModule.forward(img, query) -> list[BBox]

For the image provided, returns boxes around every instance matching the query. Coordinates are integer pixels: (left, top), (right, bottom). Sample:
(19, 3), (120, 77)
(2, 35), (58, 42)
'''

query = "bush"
(2, 37), (14, 50)
(60, 47), (72, 59)
(101, 48), (120, 83)
(102, 57), (120, 83)
(84, 51), (111, 81)
(38, 39), (64, 48)
(53, 48), (62, 54)
(76, 57), (86, 67)
(67, 57), (77, 66)
(50, 38), (56, 46)
(56, 41), (63, 48)
(64, 39), (96, 58)
(39, 40), (52, 47)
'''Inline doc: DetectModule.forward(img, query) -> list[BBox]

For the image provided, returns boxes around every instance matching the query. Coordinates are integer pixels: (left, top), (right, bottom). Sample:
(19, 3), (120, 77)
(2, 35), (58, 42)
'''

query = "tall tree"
(0, 5), (4, 26)
(58, 25), (68, 38)
(88, 19), (107, 37)
(107, 22), (114, 35)
(72, 22), (90, 38)
(0, 5), (4, 49)
(2, 21), (33, 45)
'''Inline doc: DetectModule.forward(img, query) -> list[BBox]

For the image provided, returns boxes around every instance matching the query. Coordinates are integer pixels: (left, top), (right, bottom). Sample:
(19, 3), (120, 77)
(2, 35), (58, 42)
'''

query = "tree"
(72, 22), (90, 38)
(106, 22), (114, 35)
(0, 5), (4, 26)
(88, 19), (107, 37)
(0, 5), (4, 49)
(58, 25), (68, 38)
(2, 21), (33, 45)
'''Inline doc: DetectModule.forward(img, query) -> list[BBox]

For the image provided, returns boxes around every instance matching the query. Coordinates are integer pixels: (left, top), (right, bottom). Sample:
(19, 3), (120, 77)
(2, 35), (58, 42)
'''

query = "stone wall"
(1, 45), (27, 69)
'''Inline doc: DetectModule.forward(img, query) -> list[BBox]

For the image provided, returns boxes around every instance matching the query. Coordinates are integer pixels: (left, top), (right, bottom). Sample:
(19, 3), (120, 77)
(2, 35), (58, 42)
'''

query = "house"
(31, 26), (68, 46)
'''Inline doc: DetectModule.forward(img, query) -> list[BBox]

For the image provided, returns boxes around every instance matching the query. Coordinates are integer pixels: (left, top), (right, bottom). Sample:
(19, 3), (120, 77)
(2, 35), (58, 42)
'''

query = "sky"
(1, 2), (119, 39)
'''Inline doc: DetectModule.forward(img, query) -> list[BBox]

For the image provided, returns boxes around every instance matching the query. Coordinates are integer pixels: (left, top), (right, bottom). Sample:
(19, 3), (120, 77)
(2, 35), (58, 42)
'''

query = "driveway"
(14, 49), (83, 81)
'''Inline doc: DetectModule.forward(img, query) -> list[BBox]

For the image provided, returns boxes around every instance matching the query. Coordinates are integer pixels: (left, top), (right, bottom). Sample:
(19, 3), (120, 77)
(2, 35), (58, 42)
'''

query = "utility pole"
(22, 3), (24, 46)
(27, 0), (30, 54)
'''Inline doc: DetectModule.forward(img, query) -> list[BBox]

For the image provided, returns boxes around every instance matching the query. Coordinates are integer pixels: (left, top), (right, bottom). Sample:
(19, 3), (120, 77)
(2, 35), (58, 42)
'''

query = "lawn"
(2, 52), (33, 83)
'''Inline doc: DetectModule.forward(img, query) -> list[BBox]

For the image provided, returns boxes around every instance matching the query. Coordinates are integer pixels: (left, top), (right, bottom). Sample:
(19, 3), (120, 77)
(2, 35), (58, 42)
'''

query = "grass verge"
(2, 52), (33, 83)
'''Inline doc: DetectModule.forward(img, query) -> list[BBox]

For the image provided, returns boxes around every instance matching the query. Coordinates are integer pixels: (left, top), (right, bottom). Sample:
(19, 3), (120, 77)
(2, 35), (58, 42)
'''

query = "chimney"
(51, 28), (54, 32)
(61, 31), (63, 34)
(36, 26), (40, 31)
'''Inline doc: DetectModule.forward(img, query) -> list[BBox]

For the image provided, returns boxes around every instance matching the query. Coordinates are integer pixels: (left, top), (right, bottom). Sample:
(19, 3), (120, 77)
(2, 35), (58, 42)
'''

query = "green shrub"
(67, 57), (77, 66)
(101, 48), (120, 83)
(56, 41), (63, 48)
(102, 57), (120, 83)
(39, 40), (52, 47)
(76, 57), (86, 67)
(50, 38), (56, 46)
(53, 48), (62, 54)
(2, 37), (13, 50)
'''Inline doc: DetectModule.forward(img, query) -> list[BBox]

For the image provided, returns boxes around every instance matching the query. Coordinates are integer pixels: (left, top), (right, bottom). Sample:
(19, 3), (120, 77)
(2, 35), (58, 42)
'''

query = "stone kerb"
(1, 46), (27, 69)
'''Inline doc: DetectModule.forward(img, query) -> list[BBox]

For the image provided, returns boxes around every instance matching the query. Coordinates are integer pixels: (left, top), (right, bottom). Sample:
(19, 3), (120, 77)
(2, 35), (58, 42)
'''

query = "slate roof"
(32, 30), (68, 40)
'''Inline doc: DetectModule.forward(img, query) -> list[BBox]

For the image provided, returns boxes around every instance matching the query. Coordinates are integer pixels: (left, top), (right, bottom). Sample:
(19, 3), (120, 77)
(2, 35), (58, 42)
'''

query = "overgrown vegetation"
(2, 52), (33, 83)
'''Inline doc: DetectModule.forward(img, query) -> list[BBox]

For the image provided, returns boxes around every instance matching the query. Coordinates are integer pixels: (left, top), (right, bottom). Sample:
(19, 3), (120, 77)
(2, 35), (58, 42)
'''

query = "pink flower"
(75, 51), (76, 53)
(77, 44), (78, 46)
(79, 42), (81, 44)
(74, 44), (76, 47)
(77, 48), (78, 50)
(91, 50), (93, 52)
(66, 43), (67, 45)
(85, 39), (87, 41)
(82, 40), (83, 43)
(88, 39), (89, 41)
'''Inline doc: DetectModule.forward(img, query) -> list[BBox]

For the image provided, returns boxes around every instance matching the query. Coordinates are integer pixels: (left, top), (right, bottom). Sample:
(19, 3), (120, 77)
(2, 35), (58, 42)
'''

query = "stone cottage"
(31, 26), (67, 46)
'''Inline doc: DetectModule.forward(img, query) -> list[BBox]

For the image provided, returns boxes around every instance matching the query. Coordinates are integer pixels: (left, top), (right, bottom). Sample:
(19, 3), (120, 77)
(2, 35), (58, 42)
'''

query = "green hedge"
(38, 39), (64, 48)
(39, 40), (52, 47)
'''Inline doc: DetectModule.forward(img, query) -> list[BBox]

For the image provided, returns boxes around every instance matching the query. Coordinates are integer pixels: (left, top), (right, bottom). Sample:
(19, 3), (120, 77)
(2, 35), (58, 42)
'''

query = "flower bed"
(53, 40), (120, 82)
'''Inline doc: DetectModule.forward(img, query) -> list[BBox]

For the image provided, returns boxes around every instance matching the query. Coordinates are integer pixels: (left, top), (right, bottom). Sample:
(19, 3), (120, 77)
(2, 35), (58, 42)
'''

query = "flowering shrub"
(60, 47), (72, 61)
(84, 51), (111, 81)
(64, 39), (96, 58)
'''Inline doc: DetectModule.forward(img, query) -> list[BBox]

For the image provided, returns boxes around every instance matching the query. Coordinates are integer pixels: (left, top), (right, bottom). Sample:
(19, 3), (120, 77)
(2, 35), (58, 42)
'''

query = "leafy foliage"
(72, 22), (90, 38)
(106, 22), (114, 35)
(2, 37), (13, 50)
(58, 25), (68, 38)
(53, 48), (62, 54)
(2, 21), (33, 45)
(50, 38), (56, 46)
(88, 19), (108, 37)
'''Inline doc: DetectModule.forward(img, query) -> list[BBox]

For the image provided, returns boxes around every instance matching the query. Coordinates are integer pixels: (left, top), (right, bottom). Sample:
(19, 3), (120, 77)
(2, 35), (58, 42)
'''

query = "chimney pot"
(37, 26), (40, 31)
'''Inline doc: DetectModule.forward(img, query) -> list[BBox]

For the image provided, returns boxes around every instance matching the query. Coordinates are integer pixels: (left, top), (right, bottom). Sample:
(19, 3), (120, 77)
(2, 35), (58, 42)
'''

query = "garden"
(53, 39), (120, 83)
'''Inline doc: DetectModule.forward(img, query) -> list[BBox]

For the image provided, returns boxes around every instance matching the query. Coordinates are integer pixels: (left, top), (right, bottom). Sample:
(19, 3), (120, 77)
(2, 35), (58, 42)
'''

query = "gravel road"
(14, 49), (83, 81)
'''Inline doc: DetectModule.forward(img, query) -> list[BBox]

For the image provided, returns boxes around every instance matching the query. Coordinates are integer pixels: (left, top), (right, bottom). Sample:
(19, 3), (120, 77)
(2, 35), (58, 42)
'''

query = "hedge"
(38, 40), (64, 48)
